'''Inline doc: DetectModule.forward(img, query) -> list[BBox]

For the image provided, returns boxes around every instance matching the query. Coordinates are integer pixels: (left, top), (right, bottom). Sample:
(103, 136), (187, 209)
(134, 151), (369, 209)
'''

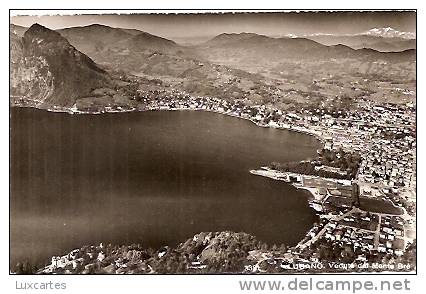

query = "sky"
(11, 11), (416, 40)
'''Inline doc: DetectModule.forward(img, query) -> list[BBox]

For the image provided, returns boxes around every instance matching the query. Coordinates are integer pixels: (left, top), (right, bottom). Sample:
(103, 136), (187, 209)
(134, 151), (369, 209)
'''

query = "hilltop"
(33, 231), (262, 274)
(13, 230), (415, 274)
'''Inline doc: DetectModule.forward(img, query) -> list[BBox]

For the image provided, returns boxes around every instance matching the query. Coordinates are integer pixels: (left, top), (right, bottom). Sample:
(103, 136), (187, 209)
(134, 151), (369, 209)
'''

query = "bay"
(10, 108), (321, 267)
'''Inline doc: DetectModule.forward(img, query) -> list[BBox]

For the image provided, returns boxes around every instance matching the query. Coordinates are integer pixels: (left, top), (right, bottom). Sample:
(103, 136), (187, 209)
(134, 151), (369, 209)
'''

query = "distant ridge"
(58, 24), (137, 55)
(110, 30), (178, 53)
(281, 27), (416, 52)
(201, 31), (416, 60)
(58, 24), (178, 55)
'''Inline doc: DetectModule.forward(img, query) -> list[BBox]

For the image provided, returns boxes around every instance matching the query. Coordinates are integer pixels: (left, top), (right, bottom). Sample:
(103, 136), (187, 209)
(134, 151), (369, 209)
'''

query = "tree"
(340, 246), (355, 263)
(260, 243), (269, 251)
(319, 245), (333, 260)
(14, 261), (36, 274)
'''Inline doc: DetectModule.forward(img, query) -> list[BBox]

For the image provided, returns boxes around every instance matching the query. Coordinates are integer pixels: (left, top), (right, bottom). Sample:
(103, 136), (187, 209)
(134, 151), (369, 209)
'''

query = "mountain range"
(47, 24), (415, 70)
(290, 27), (416, 52)
(362, 27), (416, 39)
(10, 23), (416, 109)
(12, 24), (416, 52)
(194, 32), (414, 75)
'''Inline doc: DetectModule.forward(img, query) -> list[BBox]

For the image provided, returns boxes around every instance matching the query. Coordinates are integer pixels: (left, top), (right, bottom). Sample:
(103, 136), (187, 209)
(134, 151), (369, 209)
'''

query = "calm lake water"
(10, 107), (321, 267)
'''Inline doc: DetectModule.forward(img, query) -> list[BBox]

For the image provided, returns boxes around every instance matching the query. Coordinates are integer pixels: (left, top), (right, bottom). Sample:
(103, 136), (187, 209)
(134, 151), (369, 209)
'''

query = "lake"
(10, 107), (321, 267)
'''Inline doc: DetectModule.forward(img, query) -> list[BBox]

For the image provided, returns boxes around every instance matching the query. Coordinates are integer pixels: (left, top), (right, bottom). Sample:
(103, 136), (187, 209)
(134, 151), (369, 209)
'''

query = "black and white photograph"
(9, 9), (417, 279)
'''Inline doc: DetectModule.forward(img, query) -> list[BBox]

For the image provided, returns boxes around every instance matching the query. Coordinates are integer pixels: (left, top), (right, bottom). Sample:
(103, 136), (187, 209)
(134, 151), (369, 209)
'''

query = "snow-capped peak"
(284, 33), (298, 38)
(362, 27), (416, 39)
(279, 27), (416, 40)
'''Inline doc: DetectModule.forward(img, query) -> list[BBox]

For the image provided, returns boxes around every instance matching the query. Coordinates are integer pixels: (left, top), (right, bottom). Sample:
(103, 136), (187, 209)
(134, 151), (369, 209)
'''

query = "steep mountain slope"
(10, 30), (23, 63)
(10, 28), (55, 105)
(11, 23), (111, 107)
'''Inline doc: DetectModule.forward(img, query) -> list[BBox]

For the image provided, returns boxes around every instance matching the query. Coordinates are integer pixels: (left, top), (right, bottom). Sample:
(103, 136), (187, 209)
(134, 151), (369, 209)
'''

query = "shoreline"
(11, 104), (326, 270)
(10, 104), (326, 144)
(248, 167), (326, 246)
(249, 167), (351, 195)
